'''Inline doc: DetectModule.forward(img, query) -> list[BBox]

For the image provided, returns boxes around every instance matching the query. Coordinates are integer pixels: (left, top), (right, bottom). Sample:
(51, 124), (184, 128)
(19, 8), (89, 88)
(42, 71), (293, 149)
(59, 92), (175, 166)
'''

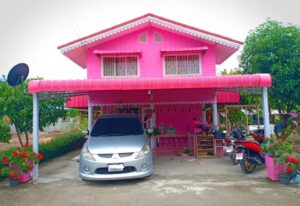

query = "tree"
(0, 117), (10, 143)
(0, 80), (67, 146)
(240, 20), (300, 113)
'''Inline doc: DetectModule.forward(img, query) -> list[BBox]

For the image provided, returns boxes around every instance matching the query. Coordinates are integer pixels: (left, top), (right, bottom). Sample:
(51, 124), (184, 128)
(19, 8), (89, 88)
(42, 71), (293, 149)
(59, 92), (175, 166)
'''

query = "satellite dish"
(7, 63), (29, 86)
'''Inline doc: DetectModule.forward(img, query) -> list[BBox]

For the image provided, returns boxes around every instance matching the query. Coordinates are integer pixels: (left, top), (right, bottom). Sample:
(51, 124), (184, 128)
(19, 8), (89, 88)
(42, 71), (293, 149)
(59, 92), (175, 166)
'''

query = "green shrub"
(39, 131), (85, 162)
(0, 118), (11, 143)
(0, 131), (85, 175)
(0, 147), (16, 179)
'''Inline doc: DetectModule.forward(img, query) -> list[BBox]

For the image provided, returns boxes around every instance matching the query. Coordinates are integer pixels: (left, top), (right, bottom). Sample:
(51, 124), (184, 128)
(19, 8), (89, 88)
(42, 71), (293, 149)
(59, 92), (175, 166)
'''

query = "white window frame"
(101, 55), (140, 78)
(163, 53), (202, 76)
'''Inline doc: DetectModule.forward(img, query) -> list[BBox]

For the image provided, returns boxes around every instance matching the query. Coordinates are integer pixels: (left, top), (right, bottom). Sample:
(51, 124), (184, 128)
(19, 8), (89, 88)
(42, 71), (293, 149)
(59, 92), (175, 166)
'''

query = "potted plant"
(0, 145), (43, 185)
(291, 167), (300, 186)
(260, 136), (294, 181)
(282, 157), (300, 185)
(1, 167), (21, 186)
(0, 161), (6, 182)
(182, 148), (192, 156)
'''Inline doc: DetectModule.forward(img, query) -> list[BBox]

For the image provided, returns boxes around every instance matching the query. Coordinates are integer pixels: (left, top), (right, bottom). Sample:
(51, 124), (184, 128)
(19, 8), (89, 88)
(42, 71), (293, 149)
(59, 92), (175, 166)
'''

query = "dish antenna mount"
(6, 63), (29, 87)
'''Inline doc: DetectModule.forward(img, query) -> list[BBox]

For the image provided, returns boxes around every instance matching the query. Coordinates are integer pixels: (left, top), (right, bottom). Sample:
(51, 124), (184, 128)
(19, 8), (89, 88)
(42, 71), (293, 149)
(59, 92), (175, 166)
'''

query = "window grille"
(164, 54), (200, 75)
(103, 56), (138, 77)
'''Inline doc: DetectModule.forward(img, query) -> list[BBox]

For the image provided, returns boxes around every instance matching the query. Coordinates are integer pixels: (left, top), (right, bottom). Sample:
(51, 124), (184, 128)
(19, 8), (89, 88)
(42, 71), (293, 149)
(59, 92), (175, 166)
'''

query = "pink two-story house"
(29, 13), (272, 162)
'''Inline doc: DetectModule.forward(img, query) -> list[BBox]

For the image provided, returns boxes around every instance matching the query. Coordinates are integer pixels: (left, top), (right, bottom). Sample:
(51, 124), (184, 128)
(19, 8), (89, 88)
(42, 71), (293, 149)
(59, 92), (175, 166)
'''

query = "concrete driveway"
(0, 150), (299, 206)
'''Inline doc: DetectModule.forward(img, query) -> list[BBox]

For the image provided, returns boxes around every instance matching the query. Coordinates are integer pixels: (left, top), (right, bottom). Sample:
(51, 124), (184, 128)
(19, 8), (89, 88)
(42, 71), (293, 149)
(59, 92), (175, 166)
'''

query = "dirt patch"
(0, 131), (66, 151)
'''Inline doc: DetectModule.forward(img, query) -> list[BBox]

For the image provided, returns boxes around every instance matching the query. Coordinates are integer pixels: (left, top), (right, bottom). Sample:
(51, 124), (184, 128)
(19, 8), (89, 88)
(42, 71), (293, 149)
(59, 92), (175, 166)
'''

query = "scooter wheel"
(240, 157), (256, 174)
(229, 153), (238, 165)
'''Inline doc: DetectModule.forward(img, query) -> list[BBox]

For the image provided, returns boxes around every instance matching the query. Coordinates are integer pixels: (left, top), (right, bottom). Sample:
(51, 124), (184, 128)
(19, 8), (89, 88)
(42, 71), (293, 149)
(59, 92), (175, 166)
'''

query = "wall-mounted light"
(148, 90), (153, 101)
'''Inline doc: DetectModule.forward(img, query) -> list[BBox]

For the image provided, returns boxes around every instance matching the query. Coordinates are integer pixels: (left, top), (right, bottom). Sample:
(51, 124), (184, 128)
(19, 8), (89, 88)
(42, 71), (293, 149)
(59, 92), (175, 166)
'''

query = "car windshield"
(90, 116), (144, 137)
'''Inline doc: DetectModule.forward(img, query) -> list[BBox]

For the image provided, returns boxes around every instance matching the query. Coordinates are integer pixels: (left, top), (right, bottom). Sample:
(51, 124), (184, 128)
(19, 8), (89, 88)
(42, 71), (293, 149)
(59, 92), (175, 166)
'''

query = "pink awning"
(28, 74), (272, 93)
(160, 47), (208, 54)
(93, 49), (142, 56)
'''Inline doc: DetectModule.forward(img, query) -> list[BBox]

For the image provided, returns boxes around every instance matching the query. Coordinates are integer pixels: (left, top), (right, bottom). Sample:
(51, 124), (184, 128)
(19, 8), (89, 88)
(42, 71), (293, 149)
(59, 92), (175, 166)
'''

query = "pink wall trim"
(65, 91), (240, 108)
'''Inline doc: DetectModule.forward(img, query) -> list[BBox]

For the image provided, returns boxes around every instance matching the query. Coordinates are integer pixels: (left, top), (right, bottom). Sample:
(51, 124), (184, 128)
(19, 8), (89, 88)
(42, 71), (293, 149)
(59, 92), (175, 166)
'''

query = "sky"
(0, 0), (299, 80)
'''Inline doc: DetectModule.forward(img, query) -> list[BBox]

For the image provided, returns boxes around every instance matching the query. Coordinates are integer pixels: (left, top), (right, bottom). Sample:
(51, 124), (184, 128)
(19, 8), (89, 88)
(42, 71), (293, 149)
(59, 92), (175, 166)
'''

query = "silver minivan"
(79, 114), (153, 180)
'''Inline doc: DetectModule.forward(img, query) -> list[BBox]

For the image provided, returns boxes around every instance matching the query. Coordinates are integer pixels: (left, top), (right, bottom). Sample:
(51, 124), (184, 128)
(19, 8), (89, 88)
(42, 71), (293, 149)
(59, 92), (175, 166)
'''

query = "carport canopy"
(28, 73), (272, 181)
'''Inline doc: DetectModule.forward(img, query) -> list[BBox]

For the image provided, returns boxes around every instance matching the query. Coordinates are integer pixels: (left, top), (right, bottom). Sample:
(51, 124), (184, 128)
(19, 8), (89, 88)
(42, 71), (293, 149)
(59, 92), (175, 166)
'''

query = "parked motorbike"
(209, 126), (226, 139)
(223, 138), (244, 165)
(234, 130), (265, 173)
(231, 127), (246, 140)
(223, 127), (247, 165)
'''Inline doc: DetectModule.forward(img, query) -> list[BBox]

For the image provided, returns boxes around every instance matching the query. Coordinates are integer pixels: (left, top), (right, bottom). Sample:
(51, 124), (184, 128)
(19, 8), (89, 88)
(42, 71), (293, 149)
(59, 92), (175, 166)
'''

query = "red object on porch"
(28, 74), (271, 93)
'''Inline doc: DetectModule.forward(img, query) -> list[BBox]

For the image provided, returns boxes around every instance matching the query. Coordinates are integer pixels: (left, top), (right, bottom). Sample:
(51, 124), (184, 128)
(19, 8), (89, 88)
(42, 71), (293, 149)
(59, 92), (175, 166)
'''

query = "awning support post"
(213, 96), (218, 127)
(150, 104), (156, 128)
(88, 103), (93, 132)
(262, 87), (271, 138)
(32, 93), (39, 181)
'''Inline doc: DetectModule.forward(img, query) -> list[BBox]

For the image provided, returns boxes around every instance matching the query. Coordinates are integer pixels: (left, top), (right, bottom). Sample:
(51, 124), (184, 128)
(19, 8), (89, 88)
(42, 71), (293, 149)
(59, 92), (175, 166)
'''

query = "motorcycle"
(234, 130), (265, 173)
(224, 138), (244, 165)
(223, 127), (247, 165)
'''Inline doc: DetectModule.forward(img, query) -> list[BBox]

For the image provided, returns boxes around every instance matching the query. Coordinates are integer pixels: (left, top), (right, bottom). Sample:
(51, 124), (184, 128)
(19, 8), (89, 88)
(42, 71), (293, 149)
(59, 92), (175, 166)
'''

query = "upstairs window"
(103, 56), (138, 77)
(154, 32), (162, 43)
(139, 33), (147, 43)
(164, 54), (201, 75)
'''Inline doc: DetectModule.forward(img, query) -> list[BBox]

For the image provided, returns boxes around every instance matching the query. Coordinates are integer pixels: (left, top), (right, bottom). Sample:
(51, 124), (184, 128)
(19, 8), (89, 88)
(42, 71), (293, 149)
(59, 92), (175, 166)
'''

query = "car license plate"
(225, 146), (233, 153)
(235, 153), (243, 160)
(108, 164), (124, 172)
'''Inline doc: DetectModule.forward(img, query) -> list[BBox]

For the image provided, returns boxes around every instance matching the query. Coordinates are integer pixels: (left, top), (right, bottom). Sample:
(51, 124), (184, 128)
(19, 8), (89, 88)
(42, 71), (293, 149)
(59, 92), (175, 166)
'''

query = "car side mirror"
(82, 130), (89, 136)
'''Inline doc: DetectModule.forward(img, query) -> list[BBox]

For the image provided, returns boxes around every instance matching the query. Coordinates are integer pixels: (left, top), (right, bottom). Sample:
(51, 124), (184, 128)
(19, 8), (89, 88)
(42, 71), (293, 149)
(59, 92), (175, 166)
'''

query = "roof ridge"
(58, 13), (243, 50)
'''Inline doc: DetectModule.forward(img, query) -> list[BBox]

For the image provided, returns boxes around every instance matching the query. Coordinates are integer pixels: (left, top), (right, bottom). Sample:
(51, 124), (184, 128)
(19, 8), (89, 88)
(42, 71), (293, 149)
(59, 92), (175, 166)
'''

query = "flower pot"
(279, 173), (291, 185)
(9, 179), (20, 186)
(291, 170), (300, 186)
(265, 155), (286, 181)
(9, 163), (33, 183)
(18, 172), (32, 183)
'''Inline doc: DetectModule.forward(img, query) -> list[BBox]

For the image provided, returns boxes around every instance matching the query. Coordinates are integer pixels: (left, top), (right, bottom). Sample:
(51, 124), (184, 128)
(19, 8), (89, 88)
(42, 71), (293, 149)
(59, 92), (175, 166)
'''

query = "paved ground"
(0, 150), (299, 206)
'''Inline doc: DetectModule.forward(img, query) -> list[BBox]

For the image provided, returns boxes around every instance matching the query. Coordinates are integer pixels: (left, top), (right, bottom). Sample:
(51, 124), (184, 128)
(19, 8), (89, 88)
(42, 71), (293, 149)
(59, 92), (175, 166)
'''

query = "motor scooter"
(234, 130), (265, 173)
(223, 127), (247, 165)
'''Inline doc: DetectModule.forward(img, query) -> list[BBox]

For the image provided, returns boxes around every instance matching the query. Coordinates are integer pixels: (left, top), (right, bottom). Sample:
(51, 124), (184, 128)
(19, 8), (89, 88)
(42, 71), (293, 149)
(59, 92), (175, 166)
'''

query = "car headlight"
(81, 143), (96, 161)
(135, 144), (150, 159)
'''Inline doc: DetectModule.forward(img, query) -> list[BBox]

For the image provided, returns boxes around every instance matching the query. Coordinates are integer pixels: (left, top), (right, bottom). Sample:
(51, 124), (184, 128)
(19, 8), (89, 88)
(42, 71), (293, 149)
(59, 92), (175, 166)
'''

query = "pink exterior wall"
(87, 27), (216, 79)
(73, 25), (234, 135)
(89, 89), (215, 105)
(156, 104), (203, 134)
